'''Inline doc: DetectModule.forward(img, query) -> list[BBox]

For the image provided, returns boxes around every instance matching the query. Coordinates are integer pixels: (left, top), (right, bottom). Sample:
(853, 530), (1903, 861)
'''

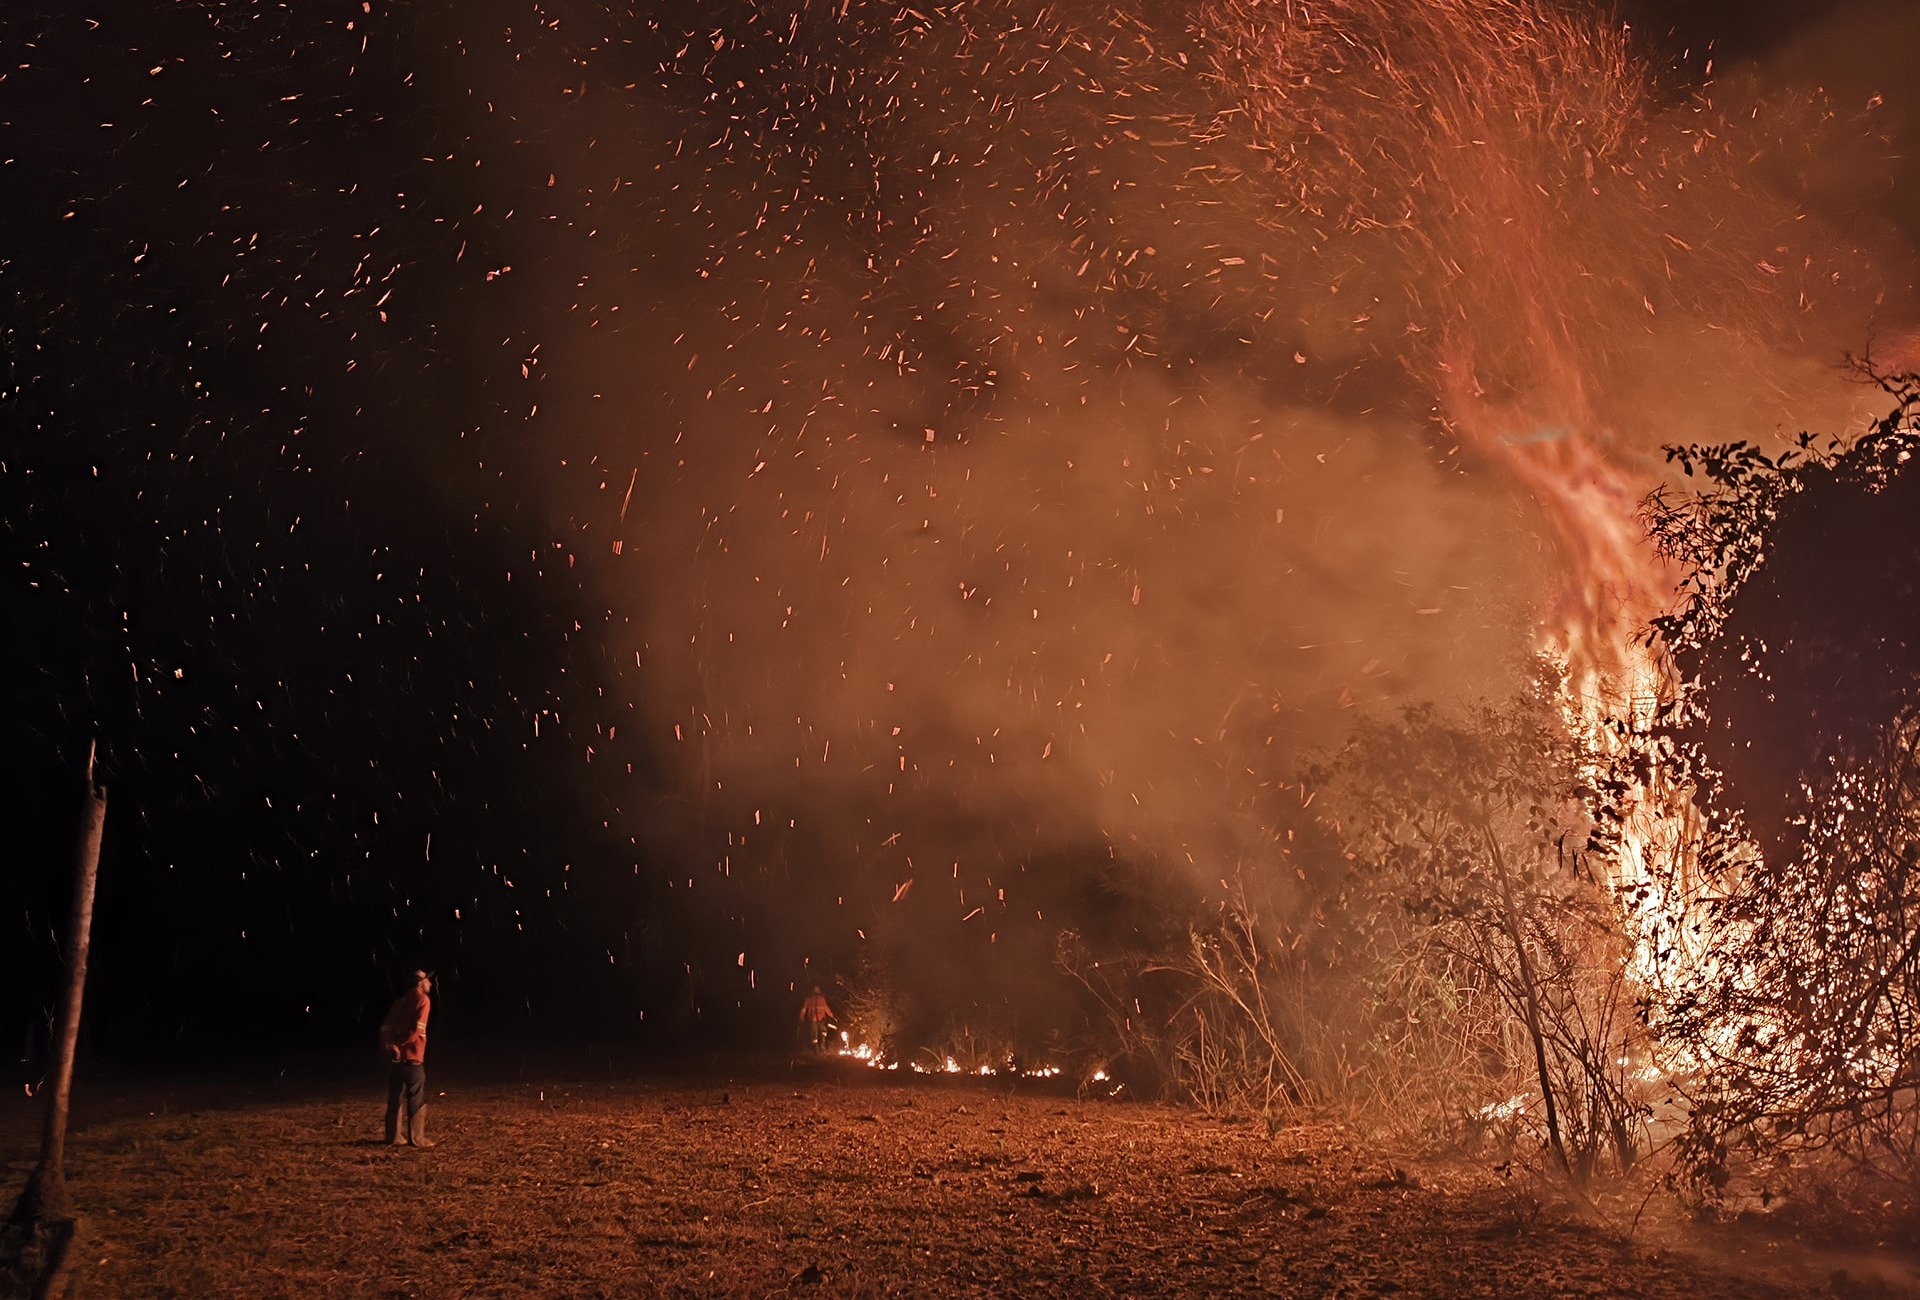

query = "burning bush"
(1633, 371), (1920, 1226)
(1042, 676), (1660, 1183)
(1312, 677), (1657, 1183)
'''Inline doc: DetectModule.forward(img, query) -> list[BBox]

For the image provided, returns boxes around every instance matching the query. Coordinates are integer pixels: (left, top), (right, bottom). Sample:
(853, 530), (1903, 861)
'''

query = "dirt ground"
(3, 1055), (1916, 1299)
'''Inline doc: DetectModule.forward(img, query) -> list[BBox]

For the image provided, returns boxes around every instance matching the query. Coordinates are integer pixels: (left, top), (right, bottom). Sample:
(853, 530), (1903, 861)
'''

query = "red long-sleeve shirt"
(381, 988), (431, 1064)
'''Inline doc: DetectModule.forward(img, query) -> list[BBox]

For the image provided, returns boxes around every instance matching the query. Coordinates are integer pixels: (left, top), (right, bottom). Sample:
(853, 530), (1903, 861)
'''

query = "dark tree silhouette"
(1638, 372), (1920, 1216)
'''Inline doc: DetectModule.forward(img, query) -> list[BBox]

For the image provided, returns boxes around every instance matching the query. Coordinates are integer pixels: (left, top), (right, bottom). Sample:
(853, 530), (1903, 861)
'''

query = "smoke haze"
(2, 0), (1915, 1048)
(513, 0), (1919, 1019)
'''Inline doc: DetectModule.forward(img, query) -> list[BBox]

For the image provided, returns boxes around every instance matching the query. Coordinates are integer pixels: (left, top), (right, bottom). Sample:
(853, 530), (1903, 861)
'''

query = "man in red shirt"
(797, 986), (836, 1053)
(380, 969), (435, 1148)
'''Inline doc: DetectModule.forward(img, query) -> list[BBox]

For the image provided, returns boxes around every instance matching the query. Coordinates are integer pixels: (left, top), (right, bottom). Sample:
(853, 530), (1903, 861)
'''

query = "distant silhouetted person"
(380, 969), (435, 1148)
(798, 986), (836, 1053)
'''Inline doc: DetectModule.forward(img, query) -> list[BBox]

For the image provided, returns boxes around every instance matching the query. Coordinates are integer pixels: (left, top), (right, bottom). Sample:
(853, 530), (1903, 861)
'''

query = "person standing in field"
(380, 969), (435, 1148)
(798, 986), (836, 1053)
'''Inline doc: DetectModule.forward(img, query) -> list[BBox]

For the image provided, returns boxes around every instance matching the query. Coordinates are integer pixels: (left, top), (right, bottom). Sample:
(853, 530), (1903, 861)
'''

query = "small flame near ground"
(834, 1032), (1086, 1084)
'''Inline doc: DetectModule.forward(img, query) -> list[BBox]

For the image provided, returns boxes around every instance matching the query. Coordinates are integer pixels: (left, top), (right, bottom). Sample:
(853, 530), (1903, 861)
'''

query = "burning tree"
(1637, 372), (1920, 1219)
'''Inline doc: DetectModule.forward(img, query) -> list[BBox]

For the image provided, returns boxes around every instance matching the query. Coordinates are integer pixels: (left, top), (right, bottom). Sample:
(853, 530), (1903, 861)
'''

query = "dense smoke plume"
(499, 0), (1917, 1030)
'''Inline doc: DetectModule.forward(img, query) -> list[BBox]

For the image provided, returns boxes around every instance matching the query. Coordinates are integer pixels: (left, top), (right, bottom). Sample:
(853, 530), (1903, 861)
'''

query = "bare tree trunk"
(1481, 821), (1573, 1182)
(12, 743), (107, 1228)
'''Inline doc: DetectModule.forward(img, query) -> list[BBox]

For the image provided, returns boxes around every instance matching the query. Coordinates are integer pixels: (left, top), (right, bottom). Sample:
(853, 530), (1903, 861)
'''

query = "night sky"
(4, 0), (1917, 1066)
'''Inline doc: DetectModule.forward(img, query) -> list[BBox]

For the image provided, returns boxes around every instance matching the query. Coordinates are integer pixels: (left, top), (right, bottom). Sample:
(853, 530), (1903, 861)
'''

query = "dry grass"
(1, 1057), (1908, 1298)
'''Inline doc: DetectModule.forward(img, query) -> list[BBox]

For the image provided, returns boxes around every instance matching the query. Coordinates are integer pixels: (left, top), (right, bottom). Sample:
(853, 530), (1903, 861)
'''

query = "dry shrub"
(916, 1019), (1022, 1077)
(833, 961), (904, 1061)
(1051, 684), (1660, 1188)
(1053, 930), (1184, 1100)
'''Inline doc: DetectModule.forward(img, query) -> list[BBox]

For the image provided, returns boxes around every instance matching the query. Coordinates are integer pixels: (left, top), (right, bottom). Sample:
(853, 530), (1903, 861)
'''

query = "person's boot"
(407, 1106), (436, 1149)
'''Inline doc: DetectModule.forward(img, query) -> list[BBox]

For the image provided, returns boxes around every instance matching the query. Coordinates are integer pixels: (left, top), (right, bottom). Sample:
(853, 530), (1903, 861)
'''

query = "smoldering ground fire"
(3, 0), (1920, 1233)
